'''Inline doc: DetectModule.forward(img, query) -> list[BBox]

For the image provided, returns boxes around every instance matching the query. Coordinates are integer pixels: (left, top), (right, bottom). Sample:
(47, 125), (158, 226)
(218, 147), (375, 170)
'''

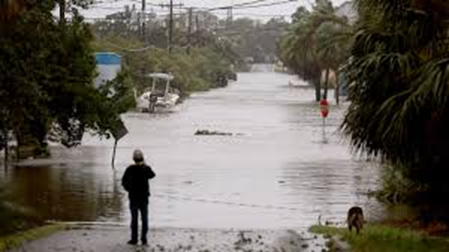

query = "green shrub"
(93, 36), (234, 98)
(374, 163), (429, 205)
(310, 224), (449, 252)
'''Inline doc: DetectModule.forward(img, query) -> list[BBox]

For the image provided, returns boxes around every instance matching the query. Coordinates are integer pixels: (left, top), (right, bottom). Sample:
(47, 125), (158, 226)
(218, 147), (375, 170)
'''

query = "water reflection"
(1, 147), (124, 222)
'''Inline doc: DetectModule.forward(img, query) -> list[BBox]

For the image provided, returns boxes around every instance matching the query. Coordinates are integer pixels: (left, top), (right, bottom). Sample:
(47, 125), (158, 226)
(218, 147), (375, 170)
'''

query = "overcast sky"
(81, 0), (348, 22)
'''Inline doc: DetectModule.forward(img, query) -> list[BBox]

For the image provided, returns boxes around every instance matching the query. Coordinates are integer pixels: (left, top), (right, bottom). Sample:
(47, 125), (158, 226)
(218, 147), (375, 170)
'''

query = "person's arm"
(122, 167), (131, 191)
(146, 165), (156, 180)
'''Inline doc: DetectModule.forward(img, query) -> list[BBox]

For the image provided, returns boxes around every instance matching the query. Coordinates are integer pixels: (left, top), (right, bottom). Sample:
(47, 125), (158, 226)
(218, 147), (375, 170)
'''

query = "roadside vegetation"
(279, 0), (353, 101)
(91, 14), (288, 97)
(282, 0), (449, 229)
(0, 0), (135, 160)
(93, 36), (234, 97)
(341, 0), (449, 220)
(310, 224), (449, 252)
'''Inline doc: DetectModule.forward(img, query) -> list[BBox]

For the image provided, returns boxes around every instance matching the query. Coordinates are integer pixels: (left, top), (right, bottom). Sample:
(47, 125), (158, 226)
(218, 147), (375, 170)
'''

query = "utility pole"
(159, 1), (183, 55)
(227, 0), (234, 28)
(226, 6), (233, 27)
(195, 13), (199, 31)
(141, 0), (146, 41)
(168, 0), (173, 55)
(187, 8), (193, 55)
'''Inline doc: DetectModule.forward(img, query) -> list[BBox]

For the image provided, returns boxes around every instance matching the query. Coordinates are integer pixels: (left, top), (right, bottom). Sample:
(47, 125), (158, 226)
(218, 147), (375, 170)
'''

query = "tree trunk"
(4, 137), (8, 170)
(315, 79), (321, 102)
(335, 71), (340, 105)
(59, 0), (66, 26)
(15, 131), (21, 161)
(2, 128), (8, 170)
(323, 68), (329, 100)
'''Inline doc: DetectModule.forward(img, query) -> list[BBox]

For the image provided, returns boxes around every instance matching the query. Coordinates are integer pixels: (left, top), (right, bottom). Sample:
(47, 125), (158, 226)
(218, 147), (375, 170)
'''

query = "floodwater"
(0, 71), (384, 229)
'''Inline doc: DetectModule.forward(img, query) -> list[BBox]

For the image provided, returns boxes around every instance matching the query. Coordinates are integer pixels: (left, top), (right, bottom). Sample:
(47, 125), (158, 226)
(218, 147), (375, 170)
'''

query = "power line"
(90, 0), (182, 10)
(98, 39), (155, 52)
(206, 0), (272, 11)
(218, 0), (297, 11)
(85, 0), (299, 25)
(199, 0), (297, 11)
(233, 0), (273, 8)
(93, 0), (298, 10)
(215, 12), (291, 17)
(158, 1), (183, 55)
(83, 10), (186, 22)
(93, 0), (295, 12)
(87, 0), (298, 20)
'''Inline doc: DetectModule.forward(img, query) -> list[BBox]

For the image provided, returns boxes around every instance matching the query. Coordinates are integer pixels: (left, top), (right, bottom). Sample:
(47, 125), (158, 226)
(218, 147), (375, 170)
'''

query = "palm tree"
(279, 1), (353, 101)
(342, 0), (449, 193)
(280, 6), (325, 101)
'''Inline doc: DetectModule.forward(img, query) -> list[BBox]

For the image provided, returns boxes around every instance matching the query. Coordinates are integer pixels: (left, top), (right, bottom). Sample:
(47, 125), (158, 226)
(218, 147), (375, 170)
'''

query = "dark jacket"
(122, 164), (156, 203)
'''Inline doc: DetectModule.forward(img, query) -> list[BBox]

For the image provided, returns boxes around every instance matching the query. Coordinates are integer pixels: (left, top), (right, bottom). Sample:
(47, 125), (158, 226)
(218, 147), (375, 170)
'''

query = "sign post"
(320, 99), (329, 143)
(111, 120), (129, 171)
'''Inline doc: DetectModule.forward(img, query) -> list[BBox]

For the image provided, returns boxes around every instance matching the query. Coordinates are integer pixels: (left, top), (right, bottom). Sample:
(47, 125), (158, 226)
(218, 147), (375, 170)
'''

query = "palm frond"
(355, 0), (411, 21)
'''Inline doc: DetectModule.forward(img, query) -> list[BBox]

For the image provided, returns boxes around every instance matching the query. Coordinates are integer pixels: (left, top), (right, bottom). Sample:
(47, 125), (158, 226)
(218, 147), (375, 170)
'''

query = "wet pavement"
(11, 224), (328, 252)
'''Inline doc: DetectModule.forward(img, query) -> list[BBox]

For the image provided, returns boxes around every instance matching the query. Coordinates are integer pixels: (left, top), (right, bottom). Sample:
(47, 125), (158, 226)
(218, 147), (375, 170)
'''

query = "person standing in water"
(122, 150), (156, 245)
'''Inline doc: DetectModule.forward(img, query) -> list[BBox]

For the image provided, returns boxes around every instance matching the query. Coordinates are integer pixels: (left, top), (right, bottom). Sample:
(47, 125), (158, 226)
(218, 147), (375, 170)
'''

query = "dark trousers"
(129, 201), (148, 242)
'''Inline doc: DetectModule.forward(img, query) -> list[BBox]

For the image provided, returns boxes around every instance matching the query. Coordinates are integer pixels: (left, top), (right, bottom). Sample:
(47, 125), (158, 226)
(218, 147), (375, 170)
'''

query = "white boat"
(134, 73), (180, 113)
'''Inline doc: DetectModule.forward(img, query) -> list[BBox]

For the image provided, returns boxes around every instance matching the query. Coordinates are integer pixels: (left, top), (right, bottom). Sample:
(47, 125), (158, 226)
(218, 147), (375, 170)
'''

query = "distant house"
(94, 52), (121, 89)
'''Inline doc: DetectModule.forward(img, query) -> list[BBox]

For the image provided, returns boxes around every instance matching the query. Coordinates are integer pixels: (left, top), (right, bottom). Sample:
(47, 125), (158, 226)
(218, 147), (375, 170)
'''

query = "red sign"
(320, 99), (329, 118)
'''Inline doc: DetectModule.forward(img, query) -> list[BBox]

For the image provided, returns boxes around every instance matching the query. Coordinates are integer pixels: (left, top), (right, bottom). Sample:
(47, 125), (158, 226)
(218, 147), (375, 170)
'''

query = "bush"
(310, 224), (449, 252)
(93, 36), (234, 97)
(374, 163), (429, 205)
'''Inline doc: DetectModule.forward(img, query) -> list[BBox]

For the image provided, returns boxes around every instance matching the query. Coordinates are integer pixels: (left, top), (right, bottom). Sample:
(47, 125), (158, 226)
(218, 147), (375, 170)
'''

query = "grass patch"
(310, 224), (449, 252)
(0, 224), (66, 251)
(0, 193), (66, 251)
(0, 198), (44, 236)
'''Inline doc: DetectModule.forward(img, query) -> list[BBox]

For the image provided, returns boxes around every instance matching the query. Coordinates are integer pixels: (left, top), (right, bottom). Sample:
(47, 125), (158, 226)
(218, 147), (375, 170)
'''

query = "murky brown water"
(0, 71), (384, 229)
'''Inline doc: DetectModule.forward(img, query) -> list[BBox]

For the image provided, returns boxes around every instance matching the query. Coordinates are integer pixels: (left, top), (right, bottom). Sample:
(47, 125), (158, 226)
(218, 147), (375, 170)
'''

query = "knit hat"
(133, 149), (144, 163)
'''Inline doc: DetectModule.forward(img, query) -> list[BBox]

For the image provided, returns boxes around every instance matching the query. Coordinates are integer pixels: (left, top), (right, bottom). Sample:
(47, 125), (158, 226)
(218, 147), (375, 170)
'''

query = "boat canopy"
(147, 73), (174, 81)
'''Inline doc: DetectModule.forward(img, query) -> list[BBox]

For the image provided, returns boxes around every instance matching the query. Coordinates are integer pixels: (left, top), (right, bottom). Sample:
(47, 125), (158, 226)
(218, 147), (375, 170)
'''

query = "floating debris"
(194, 130), (233, 136)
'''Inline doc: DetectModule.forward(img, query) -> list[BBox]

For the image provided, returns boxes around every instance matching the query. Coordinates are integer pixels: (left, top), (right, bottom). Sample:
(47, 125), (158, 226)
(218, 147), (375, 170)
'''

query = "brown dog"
(347, 206), (364, 234)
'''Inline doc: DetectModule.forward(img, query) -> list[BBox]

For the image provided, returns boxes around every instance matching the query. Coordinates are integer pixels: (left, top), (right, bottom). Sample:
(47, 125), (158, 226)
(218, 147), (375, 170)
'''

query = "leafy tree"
(279, 0), (352, 101)
(222, 17), (288, 65)
(342, 0), (449, 198)
(57, 0), (93, 25)
(93, 34), (234, 98)
(0, 2), (134, 157)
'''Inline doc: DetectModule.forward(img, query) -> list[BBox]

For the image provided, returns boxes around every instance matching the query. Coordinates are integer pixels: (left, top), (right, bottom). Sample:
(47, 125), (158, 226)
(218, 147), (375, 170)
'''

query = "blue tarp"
(95, 52), (121, 65)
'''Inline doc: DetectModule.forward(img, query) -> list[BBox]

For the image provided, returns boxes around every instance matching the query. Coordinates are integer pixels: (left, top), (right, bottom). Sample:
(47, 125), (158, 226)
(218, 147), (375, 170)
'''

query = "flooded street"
(0, 71), (383, 230)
